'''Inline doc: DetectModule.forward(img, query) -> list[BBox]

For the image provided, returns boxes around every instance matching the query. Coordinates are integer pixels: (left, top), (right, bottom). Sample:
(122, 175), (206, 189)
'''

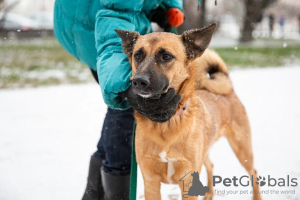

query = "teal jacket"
(54, 0), (183, 110)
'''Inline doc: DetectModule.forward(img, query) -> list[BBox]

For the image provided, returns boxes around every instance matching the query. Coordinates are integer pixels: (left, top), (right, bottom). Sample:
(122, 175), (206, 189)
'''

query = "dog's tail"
(194, 49), (233, 95)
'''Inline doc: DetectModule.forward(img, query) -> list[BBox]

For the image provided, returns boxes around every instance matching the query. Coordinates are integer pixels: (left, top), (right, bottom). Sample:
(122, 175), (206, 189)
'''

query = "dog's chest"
(159, 151), (176, 184)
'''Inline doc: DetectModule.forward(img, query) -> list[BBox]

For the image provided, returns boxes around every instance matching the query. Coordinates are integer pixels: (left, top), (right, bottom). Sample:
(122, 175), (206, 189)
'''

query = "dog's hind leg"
(178, 182), (199, 200)
(226, 121), (262, 200)
(203, 156), (214, 200)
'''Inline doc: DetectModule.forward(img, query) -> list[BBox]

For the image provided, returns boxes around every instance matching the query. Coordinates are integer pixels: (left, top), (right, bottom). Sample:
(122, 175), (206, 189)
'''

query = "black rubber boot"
(82, 156), (104, 200)
(101, 168), (130, 200)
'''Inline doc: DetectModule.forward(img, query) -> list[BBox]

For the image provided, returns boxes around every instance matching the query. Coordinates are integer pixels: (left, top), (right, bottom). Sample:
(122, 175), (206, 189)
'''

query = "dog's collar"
(177, 103), (187, 115)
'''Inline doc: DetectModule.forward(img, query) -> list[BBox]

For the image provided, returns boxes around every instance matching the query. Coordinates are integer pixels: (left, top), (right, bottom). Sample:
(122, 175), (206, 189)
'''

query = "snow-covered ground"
(0, 66), (300, 200)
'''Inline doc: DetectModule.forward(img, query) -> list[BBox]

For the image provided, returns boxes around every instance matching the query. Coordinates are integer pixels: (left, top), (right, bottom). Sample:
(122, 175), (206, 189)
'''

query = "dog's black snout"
(132, 75), (150, 89)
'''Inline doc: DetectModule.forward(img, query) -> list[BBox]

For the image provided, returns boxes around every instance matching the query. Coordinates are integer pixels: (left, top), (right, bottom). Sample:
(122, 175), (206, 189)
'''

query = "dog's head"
(115, 24), (216, 98)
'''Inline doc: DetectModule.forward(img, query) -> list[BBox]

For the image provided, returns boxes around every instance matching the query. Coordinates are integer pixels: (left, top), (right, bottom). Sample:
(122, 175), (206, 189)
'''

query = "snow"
(0, 66), (300, 200)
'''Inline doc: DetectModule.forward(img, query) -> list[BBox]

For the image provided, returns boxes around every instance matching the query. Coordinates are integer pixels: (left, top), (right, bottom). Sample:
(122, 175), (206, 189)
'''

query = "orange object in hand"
(166, 8), (184, 27)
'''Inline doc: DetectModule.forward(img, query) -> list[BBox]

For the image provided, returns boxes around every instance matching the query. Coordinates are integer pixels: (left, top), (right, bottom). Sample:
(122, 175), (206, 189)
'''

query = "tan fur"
(120, 30), (261, 200)
(194, 49), (233, 95)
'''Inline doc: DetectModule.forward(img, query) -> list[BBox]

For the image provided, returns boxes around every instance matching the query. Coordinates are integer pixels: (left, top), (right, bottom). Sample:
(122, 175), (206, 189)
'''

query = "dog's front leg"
(143, 174), (162, 200)
(139, 158), (166, 200)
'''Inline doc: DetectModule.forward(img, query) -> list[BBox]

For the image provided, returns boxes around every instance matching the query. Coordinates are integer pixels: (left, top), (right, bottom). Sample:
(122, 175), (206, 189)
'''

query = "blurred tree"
(178, 0), (210, 34)
(200, 0), (206, 27)
(178, 0), (202, 34)
(0, 0), (20, 30)
(0, 0), (4, 11)
(0, 0), (5, 31)
(240, 0), (276, 43)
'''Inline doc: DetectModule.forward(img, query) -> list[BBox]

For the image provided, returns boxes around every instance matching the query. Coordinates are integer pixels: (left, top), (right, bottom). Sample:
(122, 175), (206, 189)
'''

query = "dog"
(115, 23), (261, 200)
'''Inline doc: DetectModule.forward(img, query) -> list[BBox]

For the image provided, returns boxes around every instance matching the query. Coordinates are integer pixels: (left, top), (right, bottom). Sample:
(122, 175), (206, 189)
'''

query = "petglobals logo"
(178, 172), (298, 198)
(179, 171), (209, 198)
(213, 175), (298, 187)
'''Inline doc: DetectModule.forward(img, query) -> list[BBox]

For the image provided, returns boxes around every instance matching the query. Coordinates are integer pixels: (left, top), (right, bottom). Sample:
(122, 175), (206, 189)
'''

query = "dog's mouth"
(138, 92), (154, 99)
(136, 84), (169, 99)
(138, 92), (162, 99)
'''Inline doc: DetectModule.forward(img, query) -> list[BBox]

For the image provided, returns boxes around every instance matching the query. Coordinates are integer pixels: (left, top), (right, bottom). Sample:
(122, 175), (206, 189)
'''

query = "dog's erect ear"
(182, 23), (217, 59)
(115, 29), (139, 55)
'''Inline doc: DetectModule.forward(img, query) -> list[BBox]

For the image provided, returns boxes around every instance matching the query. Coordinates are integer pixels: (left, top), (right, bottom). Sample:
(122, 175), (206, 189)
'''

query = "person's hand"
(150, 6), (169, 29)
(150, 6), (184, 31)
(119, 87), (181, 123)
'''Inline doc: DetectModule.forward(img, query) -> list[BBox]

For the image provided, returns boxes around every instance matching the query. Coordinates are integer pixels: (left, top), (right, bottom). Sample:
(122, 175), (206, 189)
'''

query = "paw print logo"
(256, 176), (266, 186)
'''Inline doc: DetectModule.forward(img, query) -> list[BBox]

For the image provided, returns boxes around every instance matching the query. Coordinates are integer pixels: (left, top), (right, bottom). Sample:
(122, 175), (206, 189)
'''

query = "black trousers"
(91, 69), (134, 176)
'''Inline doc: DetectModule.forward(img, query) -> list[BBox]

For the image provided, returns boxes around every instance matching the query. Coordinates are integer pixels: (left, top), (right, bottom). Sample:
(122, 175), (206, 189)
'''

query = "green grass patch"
(214, 46), (300, 68)
(0, 38), (92, 89)
(0, 38), (299, 89)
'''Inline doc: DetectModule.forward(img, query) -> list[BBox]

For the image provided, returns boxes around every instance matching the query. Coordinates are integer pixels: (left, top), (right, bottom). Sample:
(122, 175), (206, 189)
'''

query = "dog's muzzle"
(132, 74), (169, 99)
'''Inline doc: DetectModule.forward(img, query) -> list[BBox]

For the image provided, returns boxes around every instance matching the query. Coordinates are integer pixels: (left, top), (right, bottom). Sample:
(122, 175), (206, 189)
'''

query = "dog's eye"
(134, 52), (143, 62)
(162, 53), (173, 61)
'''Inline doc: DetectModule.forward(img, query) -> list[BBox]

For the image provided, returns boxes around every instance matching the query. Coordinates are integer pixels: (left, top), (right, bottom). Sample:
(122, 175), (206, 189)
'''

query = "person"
(53, 1), (184, 200)
(268, 14), (274, 37)
(279, 13), (285, 37)
(298, 14), (300, 34)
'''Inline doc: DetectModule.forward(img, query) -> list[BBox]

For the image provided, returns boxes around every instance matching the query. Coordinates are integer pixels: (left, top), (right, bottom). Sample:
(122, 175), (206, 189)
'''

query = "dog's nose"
(132, 75), (150, 89)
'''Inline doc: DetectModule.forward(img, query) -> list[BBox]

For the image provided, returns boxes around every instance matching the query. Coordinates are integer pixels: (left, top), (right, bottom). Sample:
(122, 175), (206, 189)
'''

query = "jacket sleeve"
(95, 0), (150, 110)
(162, 0), (183, 11)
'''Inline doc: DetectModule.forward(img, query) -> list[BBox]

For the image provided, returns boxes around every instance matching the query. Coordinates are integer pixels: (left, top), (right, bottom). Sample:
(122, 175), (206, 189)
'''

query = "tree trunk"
(240, 0), (261, 42)
(178, 0), (202, 34)
(200, 0), (206, 27)
(240, 0), (277, 43)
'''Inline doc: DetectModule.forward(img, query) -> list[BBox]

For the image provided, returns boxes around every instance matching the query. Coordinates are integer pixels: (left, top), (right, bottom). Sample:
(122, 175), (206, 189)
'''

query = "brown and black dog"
(115, 23), (261, 200)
